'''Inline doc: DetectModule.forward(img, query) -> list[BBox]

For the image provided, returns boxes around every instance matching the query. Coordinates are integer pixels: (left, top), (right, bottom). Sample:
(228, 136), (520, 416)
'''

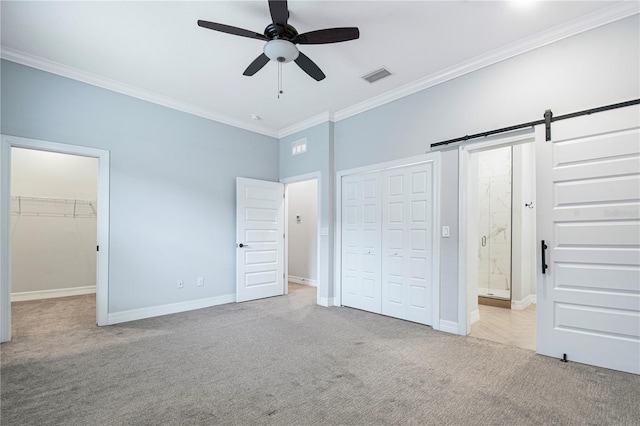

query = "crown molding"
(331, 2), (639, 123)
(0, 47), (280, 139)
(278, 111), (334, 138)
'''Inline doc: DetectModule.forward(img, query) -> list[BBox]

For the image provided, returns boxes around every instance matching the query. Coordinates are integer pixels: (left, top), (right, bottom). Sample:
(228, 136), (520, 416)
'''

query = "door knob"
(238, 243), (247, 248)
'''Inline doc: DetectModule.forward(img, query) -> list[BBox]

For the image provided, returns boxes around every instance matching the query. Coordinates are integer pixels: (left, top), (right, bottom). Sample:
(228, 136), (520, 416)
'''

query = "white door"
(381, 163), (434, 325)
(236, 177), (285, 303)
(341, 172), (382, 313)
(536, 105), (640, 374)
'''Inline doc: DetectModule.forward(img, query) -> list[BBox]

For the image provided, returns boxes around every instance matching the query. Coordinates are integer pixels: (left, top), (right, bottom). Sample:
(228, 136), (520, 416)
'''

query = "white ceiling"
(1, 1), (637, 137)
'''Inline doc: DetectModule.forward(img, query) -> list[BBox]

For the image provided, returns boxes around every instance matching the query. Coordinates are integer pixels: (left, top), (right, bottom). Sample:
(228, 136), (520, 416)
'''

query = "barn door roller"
(544, 109), (553, 141)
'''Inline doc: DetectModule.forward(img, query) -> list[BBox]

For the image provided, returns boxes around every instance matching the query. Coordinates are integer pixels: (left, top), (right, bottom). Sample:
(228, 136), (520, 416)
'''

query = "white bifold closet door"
(381, 164), (433, 325)
(341, 172), (382, 314)
(341, 162), (434, 326)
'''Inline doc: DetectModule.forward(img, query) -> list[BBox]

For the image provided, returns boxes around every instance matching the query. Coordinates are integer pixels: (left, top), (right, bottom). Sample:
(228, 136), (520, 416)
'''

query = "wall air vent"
(361, 67), (392, 83)
(291, 138), (307, 156)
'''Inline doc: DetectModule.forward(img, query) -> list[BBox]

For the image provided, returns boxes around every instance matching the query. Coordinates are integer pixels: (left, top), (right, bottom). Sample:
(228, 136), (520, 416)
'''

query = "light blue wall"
(1, 60), (279, 313)
(280, 122), (331, 225)
(334, 16), (640, 323)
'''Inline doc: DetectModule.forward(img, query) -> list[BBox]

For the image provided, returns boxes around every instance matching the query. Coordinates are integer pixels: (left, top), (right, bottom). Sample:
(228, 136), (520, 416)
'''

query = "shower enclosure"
(477, 146), (512, 301)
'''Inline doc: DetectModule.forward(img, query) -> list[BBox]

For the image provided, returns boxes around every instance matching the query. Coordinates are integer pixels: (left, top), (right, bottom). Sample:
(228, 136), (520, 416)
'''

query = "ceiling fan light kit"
(264, 40), (299, 63)
(197, 0), (359, 95)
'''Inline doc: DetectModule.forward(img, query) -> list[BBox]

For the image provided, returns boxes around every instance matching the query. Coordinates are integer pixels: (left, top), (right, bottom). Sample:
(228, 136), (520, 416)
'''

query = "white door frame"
(456, 129), (535, 336)
(0, 135), (110, 342)
(280, 172), (322, 306)
(334, 153), (441, 329)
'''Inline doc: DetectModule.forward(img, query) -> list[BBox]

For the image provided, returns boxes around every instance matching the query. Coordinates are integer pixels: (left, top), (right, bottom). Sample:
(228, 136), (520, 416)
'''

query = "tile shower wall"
(478, 147), (512, 297)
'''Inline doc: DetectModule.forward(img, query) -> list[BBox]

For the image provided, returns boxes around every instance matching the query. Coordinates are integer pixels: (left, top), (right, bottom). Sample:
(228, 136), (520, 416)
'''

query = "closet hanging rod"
(11, 195), (97, 218)
(12, 195), (94, 204)
(429, 98), (640, 149)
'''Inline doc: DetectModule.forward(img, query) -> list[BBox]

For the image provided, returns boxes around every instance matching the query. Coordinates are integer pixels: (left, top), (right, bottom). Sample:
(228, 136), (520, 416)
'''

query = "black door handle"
(238, 243), (244, 248)
(541, 240), (548, 274)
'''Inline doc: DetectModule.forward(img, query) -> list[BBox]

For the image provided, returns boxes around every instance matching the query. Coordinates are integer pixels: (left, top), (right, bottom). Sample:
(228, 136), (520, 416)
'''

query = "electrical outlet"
(177, 280), (184, 289)
(197, 277), (204, 287)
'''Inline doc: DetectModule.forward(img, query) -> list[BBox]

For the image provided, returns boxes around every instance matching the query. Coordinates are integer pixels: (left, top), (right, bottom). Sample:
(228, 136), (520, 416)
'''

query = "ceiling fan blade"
(293, 27), (360, 45)
(294, 52), (326, 81)
(197, 20), (267, 41)
(243, 53), (271, 76)
(268, 0), (289, 27)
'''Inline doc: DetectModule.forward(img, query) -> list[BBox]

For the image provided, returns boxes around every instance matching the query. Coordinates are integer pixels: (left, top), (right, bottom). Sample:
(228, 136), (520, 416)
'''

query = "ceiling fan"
(197, 0), (359, 82)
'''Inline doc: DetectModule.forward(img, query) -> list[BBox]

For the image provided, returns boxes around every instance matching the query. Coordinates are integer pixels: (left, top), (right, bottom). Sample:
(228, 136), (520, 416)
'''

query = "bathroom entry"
(477, 146), (513, 307)
(465, 138), (537, 351)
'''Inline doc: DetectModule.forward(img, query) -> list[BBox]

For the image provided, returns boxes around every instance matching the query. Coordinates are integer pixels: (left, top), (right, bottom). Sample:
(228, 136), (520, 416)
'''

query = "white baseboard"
(318, 297), (335, 307)
(438, 319), (460, 335)
(107, 294), (235, 325)
(288, 275), (318, 287)
(470, 309), (480, 325)
(512, 294), (537, 310)
(11, 285), (96, 302)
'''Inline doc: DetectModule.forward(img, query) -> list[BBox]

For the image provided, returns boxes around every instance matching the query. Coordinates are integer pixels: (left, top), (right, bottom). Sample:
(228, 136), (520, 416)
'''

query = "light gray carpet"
(2, 284), (639, 425)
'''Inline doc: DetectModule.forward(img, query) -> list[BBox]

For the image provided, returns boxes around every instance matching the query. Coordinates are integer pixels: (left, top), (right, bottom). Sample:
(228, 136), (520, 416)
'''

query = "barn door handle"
(541, 240), (548, 274)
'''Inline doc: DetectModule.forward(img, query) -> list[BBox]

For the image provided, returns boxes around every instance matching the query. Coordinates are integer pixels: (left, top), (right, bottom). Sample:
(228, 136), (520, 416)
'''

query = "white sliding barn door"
(341, 173), (382, 313)
(381, 164), (434, 325)
(536, 105), (640, 374)
(236, 177), (285, 303)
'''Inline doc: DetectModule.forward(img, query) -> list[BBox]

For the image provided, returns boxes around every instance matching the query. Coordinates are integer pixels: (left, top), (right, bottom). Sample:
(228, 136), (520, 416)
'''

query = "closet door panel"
(382, 169), (408, 319)
(341, 173), (381, 313)
(382, 163), (433, 325)
(406, 164), (433, 324)
(341, 176), (361, 309)
(360, 174), (382, 313)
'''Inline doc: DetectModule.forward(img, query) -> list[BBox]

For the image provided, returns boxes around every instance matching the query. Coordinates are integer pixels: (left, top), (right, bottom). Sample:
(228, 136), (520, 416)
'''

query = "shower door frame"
(476, 145), (514, 302)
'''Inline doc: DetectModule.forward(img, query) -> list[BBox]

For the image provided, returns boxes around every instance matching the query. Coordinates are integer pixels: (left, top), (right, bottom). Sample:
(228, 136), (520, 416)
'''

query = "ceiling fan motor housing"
(264, 23), (298, 41)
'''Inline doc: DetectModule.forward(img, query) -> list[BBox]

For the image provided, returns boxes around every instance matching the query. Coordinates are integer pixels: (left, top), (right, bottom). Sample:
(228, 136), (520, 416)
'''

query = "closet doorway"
(11, 148), (98, 299)
(10, 147), (98, 337)
(1, 135), (110, 342)
(335, 153), (441, 328)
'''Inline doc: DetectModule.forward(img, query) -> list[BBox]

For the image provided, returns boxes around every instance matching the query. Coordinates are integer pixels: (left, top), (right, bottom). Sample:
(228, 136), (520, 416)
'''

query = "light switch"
(442, 226), (450, 238)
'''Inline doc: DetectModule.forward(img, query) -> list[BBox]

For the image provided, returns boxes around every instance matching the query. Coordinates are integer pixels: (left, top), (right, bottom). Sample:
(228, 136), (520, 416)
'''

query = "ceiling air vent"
(362, 67), (392, 83)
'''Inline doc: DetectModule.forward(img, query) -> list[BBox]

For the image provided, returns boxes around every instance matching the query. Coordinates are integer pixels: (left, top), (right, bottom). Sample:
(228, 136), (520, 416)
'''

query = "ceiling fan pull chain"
(278, 61), (283, 98)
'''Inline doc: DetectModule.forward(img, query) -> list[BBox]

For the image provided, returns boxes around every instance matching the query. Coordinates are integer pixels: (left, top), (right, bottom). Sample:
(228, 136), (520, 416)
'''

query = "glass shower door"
(477, 146), (512, 300)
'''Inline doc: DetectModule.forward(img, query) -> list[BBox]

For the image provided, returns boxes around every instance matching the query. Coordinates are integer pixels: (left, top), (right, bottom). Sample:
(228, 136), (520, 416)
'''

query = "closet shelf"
(11, 196), (97, 218)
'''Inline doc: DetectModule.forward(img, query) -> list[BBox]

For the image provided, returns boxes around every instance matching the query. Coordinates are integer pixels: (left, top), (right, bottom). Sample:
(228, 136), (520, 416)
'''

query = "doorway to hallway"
(284, 176), (319, 302)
